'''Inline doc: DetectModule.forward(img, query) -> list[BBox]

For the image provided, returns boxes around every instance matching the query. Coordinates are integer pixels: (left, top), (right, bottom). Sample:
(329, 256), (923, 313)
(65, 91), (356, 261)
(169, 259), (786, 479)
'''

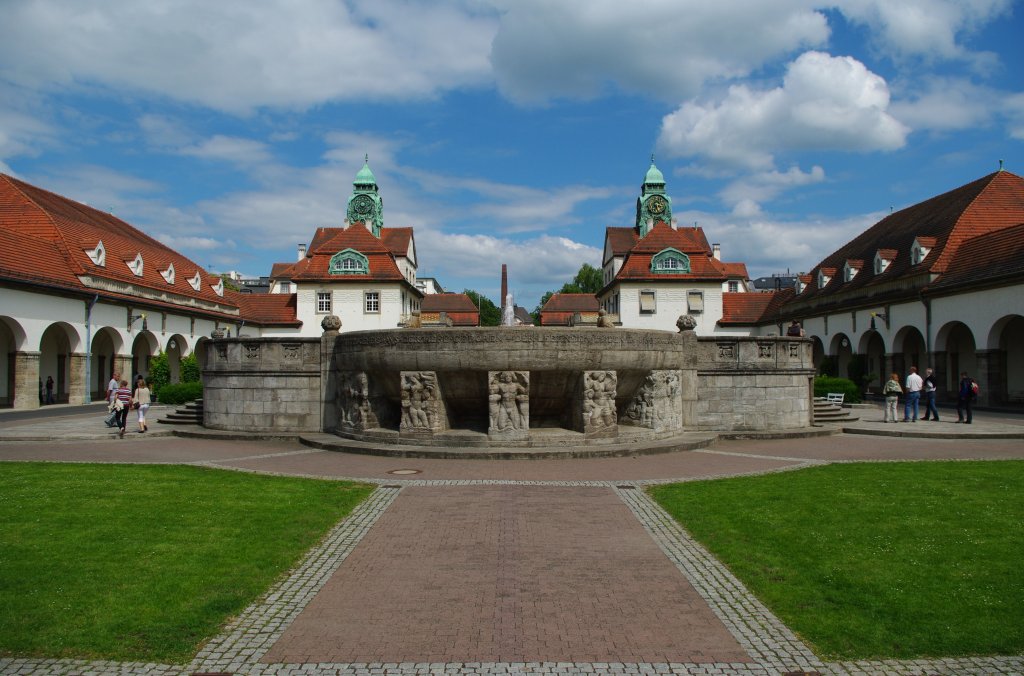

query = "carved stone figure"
(676, 314), (698, 333)
(488, 371), (529, 437)
(400, 371), (445, 433)
(339, 371), (377, 430)
(577, 370), (617, 435)
(597, 308), (615, 328)
(621, 369), (683, 432)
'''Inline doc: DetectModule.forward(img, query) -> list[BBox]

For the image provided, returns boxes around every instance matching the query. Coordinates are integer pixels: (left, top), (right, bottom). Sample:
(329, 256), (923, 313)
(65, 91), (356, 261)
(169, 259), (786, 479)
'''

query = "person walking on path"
(133, 379), (152, 433)
(922, 367), (940, 421)
(104, 370), (120, 427)
(957, 371), (976, 424)
(882, 372), (902, 422)
(44, 376), (55, 405)
(113, 378), (132, 438)
(903, 366), (923, 422)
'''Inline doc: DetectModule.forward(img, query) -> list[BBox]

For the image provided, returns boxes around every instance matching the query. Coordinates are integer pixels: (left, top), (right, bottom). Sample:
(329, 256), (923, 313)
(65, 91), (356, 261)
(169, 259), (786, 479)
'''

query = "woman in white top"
(133, 380), (152, 433)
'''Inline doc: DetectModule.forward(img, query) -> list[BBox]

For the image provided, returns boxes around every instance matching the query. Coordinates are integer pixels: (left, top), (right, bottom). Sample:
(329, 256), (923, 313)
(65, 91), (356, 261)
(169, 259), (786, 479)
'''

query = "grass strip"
(0, 462), (374, 663)
(649, 460), (1024, 660)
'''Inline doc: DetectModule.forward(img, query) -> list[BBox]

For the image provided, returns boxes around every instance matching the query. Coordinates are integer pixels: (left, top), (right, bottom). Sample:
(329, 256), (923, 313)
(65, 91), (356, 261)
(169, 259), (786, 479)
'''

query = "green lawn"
(0, 463), (374, 664)
(649, 461), (1024, 660)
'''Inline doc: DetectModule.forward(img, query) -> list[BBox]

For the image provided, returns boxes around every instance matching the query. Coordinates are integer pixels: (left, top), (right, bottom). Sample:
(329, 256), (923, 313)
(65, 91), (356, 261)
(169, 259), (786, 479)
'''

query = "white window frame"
(316, 291), (332, 314)
(364, 290), (380, 313)
(687, 290), (704, 314)
(727, 280), (738, 293)
(639, 289), (656, 314)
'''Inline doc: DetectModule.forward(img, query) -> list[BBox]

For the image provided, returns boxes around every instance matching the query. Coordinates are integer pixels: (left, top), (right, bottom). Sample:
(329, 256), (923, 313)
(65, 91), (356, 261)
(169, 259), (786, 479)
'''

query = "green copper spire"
(636, 156), (671, 237)
(346, 154), (384, 237)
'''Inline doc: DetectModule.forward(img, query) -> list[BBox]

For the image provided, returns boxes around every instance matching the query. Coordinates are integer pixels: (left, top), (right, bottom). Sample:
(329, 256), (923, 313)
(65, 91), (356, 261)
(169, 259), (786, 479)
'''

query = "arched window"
(329, 249), (369, 275)
(650, 248), (690, 274)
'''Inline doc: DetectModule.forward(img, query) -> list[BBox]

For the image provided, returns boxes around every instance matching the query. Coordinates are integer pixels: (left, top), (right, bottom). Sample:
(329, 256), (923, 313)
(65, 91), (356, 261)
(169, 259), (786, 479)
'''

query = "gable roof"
(602, 222), (747, 288)
(229, 291), (302, 326)
(420, 292), (479, 326)
(929, 221), (1024, 291)
(786, 170), (1024, 308)
(719, 292), (779, 325)
(0, 173), (239, 318)
(282, 224), (419, 287)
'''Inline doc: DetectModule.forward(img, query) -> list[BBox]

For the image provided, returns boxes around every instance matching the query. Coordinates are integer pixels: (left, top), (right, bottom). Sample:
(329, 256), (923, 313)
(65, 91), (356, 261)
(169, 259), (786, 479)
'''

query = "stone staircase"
(813, 397), (859, 423)
(158, 399), (204, 426)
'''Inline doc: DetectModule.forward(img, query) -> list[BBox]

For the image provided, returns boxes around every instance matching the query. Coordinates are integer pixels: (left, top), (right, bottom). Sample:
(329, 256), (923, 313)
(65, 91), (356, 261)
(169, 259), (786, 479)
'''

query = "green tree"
(565, 263), (603, 294)
(532, 290), (554, 325)
(463, 289), (502, 326)
(180, 354), (201, 383)
(218, 274), (241, 292)
(148, 352), (170, 393)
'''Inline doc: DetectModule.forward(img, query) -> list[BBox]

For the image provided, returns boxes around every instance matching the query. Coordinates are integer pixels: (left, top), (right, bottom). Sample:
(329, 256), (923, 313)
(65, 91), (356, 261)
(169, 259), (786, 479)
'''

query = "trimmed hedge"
(155, 381), (203, 406)
(813, 376), (862, 403)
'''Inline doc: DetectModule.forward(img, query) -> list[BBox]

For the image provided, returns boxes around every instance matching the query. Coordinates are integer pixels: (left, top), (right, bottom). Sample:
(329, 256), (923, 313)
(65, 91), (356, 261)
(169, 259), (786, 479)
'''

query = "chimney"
(500, 264), (508, 311)
(297, 243), (306, 261)
(712, 243), (721, 260)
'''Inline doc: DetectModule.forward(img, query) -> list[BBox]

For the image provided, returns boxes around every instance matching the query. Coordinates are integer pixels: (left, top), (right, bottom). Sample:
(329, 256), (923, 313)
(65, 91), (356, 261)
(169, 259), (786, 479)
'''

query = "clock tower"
(635, 156), (672, 238)
(346, 155), (384, 237)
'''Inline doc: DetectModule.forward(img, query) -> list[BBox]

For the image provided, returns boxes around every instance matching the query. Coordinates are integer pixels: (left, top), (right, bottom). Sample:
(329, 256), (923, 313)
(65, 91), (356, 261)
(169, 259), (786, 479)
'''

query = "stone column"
(68, 352), (88, 405)
(115, 355), (132, 383)
(487, 371), (529, 441)
(399, 371), (448, 439)
(13, 351), (40, 410)
(320, 315), (341, 434)
(975, 349), (1005, 407)
(574, 370), (617, 439)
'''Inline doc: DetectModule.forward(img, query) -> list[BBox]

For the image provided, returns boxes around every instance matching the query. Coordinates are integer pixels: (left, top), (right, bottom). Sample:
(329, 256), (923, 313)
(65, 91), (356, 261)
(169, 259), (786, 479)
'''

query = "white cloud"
(889, 77), (1024, 140)
(659, 51), (908, 169)
(489, 0), (830, 103)
(0, 83), (59, 171)
(834, 0), (1011, 64)
(720, 165), (826, 210)
(0, 0), (497, 113)
(138, 114), (195, 148)
(179, 135), (273, 166)
(157, 235), (233, 251)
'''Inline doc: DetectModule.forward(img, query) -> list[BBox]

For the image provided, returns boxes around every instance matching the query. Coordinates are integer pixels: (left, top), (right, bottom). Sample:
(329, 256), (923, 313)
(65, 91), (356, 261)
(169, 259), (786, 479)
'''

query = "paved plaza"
(1, 405), (1023, 675)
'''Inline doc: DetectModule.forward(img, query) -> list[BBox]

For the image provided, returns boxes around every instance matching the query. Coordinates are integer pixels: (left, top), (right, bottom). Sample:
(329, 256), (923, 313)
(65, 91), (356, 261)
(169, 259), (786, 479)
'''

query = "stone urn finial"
(597, 308), (615, 328)
(321, 314), (342, 333)
(210, 328), (226, 339)
(676, 314), (697, 333)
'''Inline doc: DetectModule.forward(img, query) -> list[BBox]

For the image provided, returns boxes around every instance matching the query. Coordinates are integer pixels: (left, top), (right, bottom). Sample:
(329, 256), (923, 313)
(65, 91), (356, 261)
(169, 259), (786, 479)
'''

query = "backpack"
(971, 381), (980, 396)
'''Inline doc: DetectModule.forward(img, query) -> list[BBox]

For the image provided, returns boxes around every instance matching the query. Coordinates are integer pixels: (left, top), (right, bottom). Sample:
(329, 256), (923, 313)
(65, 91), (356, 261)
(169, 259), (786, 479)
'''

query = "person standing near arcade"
(903, 366), (923, 422)
(957, 371), (977, 424)
(922, 367), (940, 421)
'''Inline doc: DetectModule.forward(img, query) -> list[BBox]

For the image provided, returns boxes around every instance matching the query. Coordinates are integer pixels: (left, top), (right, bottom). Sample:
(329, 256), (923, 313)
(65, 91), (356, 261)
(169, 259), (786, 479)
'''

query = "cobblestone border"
(187, 485), (403, 674)
(613, 485), (825, 675)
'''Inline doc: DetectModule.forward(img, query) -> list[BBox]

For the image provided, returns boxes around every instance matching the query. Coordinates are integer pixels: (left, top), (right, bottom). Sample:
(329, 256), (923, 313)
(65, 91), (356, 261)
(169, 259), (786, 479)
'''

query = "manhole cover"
(387, 469), (422, 475)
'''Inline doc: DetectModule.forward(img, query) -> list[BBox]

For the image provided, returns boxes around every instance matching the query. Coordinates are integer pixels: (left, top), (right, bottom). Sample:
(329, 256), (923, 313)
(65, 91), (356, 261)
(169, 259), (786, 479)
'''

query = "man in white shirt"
(904, 366), (923, 422)
(104, 370), (120, 427)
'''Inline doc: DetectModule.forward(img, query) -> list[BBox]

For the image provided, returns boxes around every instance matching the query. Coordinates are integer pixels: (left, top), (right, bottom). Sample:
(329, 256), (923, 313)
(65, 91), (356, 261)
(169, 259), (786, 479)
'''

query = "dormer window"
(844, 260), (862, 282)
(160, 263), (175, 285)
(796, 275), (810, 294)
(650, 247), (690, 274)
(188, 271), (202, 291)
(328, 248), (369, 275)
(817, 268), (835, 288)
(911, 237), (935, 265)
(211, 277), (224, 296)
(874, 249), (896, 274)
(126, 253), (143, 277)
(86, 240), (106, 267)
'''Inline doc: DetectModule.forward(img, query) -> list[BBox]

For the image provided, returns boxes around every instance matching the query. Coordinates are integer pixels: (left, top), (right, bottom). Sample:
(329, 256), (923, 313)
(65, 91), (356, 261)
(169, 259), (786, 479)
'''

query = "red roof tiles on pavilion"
(719, 292), (778, 325)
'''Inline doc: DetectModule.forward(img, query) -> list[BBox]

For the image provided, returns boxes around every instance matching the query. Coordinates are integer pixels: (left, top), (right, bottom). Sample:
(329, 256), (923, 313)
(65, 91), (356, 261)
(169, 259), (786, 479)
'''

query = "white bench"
(826, 392), (845, 405)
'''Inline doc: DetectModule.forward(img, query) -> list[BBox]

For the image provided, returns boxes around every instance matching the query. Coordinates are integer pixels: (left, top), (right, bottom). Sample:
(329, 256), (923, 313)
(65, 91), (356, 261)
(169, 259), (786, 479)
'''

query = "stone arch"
(0, 317), (28, 407)
(39, 322), (79, 405)
(891, 325), (926, 380)
(810, 335), (825, 373)
(90, 327), (124, 400)
(857, 330), (887, 391)
(934, 321), (977, 395)
(194, 336), (211, 373)
(130, 331), (160, 382)
(984, 314), (1024, 405)
(165, 333), (189, 384)
(828, 333), (853, 378)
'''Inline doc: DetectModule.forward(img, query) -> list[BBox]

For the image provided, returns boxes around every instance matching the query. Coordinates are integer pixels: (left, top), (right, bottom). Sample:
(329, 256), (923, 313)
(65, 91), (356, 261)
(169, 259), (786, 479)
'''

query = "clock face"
(353, 195), (373, 215)
(647, 195), (666, 215)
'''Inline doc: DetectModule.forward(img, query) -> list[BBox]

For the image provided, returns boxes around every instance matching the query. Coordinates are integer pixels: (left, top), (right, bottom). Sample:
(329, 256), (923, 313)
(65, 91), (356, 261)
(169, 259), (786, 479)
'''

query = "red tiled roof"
(421, 293), (479, 313)
(540, 312), (575, 326)
(381, 227), (413, 256)
(270, 262), (295, 278)
(229, 292), (302, 326)
(788, 170), (1024, 302)
(629, 222), (712, 254)
(540, 293), (599, 313)
(0, 173), (236, 312)
(603, 222), (741, 285)
(930, 222), (1024, 290)
(291, 223), (417, 285)
(915, 236), (937, 247)
(605, 227), (639, 257)
(722, 262), (749, 278)
(719, 292), (777, 325)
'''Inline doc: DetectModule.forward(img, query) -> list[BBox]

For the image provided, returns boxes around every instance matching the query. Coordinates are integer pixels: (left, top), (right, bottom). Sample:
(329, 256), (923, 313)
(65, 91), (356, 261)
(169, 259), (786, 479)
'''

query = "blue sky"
(2, 0), (1022, 309)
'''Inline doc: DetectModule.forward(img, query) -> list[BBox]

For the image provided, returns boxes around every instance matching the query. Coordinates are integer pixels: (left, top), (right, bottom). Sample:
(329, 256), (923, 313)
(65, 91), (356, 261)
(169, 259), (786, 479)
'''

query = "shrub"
(813, 376), (861, 403)
(180, 353), (201, 383)
(155, 381), (203, 405)
(818, 356), (838, 378)
(148, 352), (170, 392)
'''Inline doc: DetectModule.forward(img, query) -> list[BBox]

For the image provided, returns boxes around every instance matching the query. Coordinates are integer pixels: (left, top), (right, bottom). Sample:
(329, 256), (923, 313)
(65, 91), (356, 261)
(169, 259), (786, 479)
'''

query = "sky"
(1, 0), (1022, 310)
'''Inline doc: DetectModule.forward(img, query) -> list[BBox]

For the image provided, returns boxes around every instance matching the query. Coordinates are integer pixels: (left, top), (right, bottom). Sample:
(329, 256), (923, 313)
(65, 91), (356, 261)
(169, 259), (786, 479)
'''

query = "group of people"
(104, 371), (152, 438)
(882, 366), (978, 424)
